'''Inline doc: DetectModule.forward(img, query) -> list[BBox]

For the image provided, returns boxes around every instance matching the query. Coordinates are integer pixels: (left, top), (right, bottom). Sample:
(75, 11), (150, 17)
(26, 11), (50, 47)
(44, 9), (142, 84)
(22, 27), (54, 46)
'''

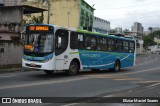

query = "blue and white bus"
(22, 24), (136, 75)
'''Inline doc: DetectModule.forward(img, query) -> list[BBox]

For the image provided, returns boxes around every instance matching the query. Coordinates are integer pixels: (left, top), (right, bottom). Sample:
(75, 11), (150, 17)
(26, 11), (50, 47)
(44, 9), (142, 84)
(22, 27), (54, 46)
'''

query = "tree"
(143, 35), (156, 47)
(143, 30), (160, 48)
(148, 27), (153, 33)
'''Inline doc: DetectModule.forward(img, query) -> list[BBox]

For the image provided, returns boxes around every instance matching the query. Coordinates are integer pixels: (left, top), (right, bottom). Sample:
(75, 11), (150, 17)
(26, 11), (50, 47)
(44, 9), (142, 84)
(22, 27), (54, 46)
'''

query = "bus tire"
(67, 61), (79, 76)
(114, 60), (121, 72)
(44, 70), (54, 74)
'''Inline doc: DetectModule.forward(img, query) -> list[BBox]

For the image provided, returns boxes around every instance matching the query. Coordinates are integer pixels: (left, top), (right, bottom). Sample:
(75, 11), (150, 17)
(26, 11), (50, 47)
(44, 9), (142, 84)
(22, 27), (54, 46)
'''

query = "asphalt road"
(0, 52), (160, 106)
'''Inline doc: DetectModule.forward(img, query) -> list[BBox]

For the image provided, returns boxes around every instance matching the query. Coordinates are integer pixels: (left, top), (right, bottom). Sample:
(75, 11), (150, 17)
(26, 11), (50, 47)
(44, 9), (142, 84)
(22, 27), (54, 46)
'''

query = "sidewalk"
(0, 67), (32, 73)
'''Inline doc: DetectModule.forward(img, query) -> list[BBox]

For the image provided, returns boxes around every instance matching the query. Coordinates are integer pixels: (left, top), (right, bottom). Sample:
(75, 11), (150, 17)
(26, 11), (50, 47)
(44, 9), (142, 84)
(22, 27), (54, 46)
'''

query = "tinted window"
(108, 38), (115, 52)
(130, 42), (135, 53)
(55, 29), (68, 56)
(85, 35), (97, 50)
(70, 32), (78, 49)
(70, 32), (84, 49)
(123, 41), (129, 52)
(116, 40), (123, 52)
(97, 37), (107, 51)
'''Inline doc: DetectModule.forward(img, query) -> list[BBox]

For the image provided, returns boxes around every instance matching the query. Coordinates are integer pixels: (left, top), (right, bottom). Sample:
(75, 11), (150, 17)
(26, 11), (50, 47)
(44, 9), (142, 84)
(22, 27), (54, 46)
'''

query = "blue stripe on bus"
(77, 50), (134, 69)
(23, 53), (54, 61)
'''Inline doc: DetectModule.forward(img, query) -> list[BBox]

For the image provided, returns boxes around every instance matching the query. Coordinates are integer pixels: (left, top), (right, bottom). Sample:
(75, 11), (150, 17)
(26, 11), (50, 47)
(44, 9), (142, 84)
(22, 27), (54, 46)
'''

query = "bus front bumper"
(22, 58), (55, 71)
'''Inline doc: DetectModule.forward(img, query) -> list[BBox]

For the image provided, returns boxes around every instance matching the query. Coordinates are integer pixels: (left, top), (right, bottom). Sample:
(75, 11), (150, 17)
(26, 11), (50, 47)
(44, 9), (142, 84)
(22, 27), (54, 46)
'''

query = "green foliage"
(148, 27), (153, 33)
(151, 30), (160, 37)
(143, 30), (160, 47)
(143, 35), (156, 47)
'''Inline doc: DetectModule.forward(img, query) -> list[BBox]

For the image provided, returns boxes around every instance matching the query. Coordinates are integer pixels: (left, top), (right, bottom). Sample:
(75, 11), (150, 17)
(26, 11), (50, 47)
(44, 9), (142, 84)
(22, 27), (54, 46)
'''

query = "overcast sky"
(86, 0), (160, 31)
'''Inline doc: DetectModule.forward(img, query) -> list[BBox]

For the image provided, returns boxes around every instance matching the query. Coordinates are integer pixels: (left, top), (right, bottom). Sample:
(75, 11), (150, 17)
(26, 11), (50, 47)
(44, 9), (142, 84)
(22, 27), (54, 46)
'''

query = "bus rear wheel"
(67, 61), (79, 76)
(44, 70), (54, 74)
(114, 60), (121, 72)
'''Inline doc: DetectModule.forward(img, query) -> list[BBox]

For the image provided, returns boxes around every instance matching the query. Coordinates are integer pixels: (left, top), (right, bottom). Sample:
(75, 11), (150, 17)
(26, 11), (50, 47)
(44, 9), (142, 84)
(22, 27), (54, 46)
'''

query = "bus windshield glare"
(24, 33), (54, 53)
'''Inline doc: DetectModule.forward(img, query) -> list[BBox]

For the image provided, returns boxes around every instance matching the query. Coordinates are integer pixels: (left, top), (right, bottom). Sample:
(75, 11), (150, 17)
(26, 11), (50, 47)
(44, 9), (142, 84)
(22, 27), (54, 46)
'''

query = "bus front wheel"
(114, 60), (121, 72)
(67, 61), (79, 76)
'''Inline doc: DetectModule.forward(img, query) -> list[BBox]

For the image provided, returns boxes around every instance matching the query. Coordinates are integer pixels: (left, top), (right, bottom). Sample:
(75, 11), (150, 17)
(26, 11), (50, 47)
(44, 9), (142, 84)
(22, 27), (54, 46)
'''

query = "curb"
(0, 68), (32, 74)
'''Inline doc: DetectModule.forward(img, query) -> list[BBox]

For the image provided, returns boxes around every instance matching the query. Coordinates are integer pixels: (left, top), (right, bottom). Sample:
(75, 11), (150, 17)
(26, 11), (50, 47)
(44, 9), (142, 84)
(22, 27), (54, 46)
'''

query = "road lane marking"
(84, 67), (160, 78)
(91, 75), (127, 79)
(116, 67), (160, 76)
(147, 83), (160, 88)
(0, 75), (16, 78)
(113, 78), (144, 81)
(138, 80), (160, 83)
(136, 58), (158, 66)
(128, 90), (133, 93)
(62, 103), (79, 106)
(0, 77), (92, 90)
(103, 95), (113, 97)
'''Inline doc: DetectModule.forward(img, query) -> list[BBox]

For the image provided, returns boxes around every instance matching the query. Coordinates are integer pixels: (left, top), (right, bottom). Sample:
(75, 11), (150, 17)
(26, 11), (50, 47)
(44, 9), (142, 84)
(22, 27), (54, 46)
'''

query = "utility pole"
(68, 12), (70, 28)
(47, 0), (51, 24)
(157, 35), (159, 53)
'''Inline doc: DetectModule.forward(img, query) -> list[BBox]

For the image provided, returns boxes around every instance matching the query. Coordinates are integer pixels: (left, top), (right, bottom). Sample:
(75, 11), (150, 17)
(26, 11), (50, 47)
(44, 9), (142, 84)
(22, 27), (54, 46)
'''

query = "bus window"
(108, 38), (115, 52)
(130, 42), (135, 53)
(78, 34), (84, 49)
(55, 29), (68, 56)
(85, 35), (97, 50)
(70, 32), (84, 49)
(116, 40), (123, 52)
(70, 32), (78, 49)
(97, 37), (107, 51)
(123, 41), (129, 53)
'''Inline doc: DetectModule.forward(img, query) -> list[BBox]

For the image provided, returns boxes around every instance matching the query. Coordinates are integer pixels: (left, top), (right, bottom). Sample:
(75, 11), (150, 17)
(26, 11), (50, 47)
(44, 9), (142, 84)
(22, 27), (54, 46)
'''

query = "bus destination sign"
(28, 26), (49, 31)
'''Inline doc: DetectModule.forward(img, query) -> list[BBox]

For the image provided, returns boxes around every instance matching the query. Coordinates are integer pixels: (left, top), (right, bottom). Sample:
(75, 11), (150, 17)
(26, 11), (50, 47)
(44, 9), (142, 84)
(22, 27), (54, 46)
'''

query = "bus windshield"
(24, 33), (54, 53)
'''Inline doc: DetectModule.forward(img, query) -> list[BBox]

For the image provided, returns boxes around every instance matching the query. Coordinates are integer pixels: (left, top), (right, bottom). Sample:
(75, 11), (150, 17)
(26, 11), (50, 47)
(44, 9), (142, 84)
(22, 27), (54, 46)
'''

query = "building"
(0, 5), (46, 68)
(144, 27), (160, 36)
(154, 35), (160, 45)
(4, 0), (25, 6)
(152, 27), (160, 45)
(131, 22), (143, 36)
(22, 0), (95, 30)
(93, 16), (110, 34)
(152, 27), (160, 32)
(115, 27), (123, 34)
(131, 22), (144, 54)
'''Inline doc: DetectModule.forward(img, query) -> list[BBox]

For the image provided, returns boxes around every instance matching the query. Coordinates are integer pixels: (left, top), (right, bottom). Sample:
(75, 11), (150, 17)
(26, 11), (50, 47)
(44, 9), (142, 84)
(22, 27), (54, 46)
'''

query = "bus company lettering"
(81, 54), (100, 58)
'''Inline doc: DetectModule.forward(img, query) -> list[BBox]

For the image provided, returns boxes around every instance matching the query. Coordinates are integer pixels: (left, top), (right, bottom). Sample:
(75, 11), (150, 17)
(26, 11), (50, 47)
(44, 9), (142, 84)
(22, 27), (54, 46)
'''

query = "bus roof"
(77, 29), (135, 41)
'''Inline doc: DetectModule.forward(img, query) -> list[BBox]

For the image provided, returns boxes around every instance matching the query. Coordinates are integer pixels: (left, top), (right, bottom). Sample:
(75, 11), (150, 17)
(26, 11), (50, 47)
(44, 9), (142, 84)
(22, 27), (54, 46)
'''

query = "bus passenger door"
(55, 29), (69, 70)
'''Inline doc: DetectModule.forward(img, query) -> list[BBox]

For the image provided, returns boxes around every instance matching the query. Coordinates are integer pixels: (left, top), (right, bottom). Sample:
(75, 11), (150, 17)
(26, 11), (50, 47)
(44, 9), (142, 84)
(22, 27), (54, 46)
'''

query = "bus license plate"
(30, 63), (36, 67)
